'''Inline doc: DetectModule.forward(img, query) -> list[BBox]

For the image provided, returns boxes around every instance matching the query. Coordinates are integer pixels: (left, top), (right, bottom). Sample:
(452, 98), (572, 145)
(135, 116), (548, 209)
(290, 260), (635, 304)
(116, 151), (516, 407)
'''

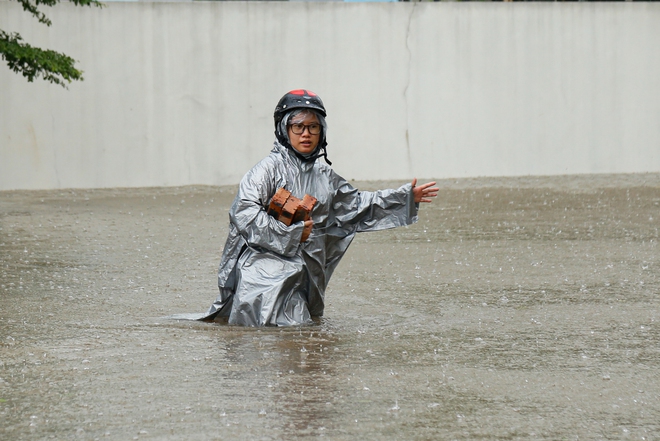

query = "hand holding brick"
(267, 188), (317, 226)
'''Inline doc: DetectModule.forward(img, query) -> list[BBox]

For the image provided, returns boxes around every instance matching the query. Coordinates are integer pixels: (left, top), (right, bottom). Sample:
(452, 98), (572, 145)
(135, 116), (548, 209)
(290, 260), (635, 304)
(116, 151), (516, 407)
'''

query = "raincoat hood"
(275, 109), (331, 165)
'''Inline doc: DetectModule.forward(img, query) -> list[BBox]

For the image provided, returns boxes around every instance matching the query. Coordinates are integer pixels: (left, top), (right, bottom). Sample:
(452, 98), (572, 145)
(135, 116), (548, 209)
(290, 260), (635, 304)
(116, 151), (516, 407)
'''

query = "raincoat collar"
(273, 141), (317, 172)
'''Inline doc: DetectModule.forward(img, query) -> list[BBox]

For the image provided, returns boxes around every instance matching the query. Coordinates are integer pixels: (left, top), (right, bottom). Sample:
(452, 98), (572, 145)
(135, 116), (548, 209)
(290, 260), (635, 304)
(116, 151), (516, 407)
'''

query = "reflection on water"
(1, 175), (659, 439)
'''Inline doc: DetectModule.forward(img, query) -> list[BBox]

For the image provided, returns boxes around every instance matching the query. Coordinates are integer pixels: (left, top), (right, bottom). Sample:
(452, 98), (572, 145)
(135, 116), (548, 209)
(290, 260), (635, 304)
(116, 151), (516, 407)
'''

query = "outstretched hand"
(412, 178), (439, 203)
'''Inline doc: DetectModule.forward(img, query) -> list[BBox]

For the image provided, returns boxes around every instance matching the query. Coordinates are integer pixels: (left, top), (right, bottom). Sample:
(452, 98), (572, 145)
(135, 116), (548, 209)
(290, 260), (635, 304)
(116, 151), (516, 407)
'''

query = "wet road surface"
(1, 174), (659, 440)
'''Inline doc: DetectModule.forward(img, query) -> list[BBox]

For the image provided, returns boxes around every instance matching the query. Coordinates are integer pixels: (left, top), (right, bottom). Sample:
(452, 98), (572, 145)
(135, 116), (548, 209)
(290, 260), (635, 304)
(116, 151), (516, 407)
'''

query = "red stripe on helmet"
(289, 89), (317, 97)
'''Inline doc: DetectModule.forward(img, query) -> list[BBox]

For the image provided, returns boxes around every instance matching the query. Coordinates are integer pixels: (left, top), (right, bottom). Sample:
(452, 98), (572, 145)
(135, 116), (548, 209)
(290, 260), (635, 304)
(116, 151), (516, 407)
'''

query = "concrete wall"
(1, 2), (659, 190)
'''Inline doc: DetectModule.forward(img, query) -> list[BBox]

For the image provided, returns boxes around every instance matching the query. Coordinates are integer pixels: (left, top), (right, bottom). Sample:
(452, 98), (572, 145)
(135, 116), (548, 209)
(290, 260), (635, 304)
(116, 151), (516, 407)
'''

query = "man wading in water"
(199, 90), (438, 326)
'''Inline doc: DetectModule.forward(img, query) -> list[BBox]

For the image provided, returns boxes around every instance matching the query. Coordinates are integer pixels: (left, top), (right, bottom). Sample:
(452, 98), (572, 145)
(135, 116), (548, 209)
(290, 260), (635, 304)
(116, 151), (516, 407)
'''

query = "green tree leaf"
(1, 0), (103, 88)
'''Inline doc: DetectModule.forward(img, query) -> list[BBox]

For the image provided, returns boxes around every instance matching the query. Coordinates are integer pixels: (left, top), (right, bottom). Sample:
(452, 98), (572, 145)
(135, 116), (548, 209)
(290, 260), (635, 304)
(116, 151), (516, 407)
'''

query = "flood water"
(1, 174), (659, 440)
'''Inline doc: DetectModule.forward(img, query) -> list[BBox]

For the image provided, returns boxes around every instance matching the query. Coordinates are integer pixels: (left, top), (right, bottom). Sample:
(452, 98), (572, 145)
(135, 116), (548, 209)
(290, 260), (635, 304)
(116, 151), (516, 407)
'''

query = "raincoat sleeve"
(229, 159), (304, 258)
(330, 173), (418, 232)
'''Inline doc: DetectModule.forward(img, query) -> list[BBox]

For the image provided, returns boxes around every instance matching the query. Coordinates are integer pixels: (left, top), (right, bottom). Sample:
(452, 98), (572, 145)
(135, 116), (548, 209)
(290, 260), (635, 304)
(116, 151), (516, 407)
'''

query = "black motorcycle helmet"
(274, 89), (331, 165)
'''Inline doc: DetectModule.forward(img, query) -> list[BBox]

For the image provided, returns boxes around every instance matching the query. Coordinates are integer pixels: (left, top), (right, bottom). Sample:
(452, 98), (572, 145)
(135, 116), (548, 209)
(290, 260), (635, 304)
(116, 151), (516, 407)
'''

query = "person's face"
(287, 111), (320, 155)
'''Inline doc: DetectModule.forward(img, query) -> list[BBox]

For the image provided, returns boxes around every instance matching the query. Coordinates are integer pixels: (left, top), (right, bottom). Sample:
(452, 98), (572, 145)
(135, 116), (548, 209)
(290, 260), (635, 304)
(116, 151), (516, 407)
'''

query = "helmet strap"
(285, 142), (332, 166)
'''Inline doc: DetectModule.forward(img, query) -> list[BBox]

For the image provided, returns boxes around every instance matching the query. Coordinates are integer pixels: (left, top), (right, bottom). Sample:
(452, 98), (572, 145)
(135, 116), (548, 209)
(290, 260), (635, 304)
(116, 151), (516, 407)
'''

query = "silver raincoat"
(200, 142), (418, 326)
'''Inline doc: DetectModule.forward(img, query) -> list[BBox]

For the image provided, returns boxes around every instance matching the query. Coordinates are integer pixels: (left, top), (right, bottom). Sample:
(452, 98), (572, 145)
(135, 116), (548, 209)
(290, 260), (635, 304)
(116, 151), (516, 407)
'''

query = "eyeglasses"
(288, 123), (321, 135)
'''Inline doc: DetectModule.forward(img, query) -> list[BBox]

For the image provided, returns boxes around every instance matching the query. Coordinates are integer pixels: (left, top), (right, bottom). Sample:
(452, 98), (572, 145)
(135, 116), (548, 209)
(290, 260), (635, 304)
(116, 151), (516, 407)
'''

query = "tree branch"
(0, 30), (83, 87)
(1, 0), (103, 87)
